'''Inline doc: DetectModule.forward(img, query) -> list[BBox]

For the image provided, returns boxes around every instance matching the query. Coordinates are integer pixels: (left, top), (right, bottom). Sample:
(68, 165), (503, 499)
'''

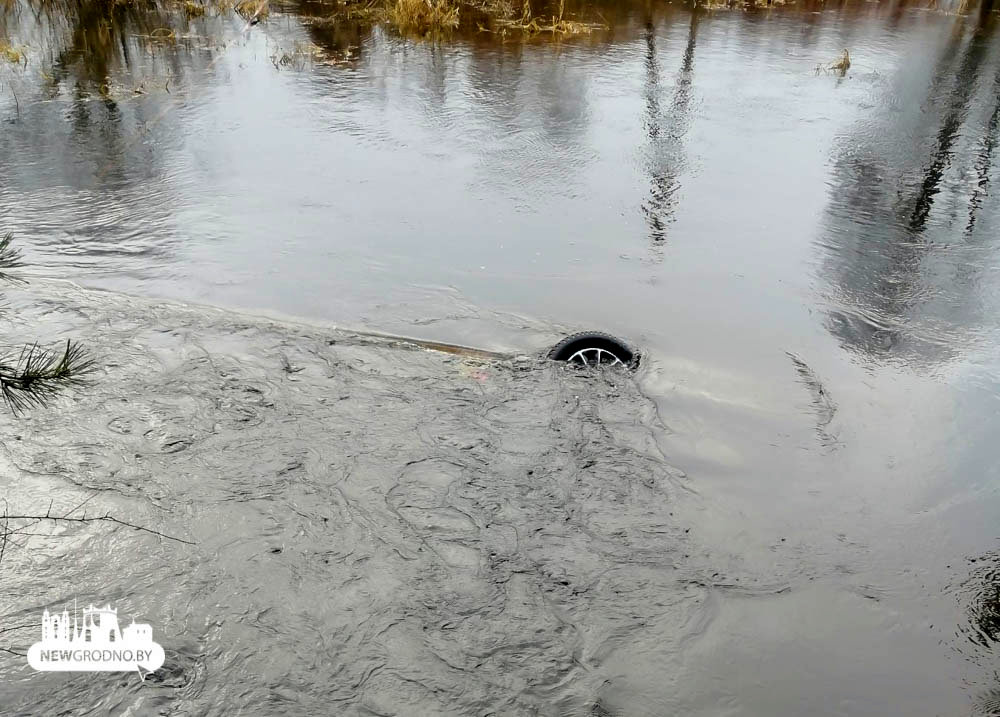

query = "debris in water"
(786, 352), (839, 449)
(831, 49), (851, 72)
(817, 48), (851, 76)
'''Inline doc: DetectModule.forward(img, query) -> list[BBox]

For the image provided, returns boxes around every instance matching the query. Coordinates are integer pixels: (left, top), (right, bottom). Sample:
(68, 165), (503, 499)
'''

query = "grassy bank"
(299, 0), (990, 39)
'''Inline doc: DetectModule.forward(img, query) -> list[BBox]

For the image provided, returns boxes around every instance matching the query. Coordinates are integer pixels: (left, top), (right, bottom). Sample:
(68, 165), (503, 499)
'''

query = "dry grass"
(386, 0), (460, 33)
(469, 0), (516, 17)
(496, 0), (602, 35)
(183, 0), (206, 17)
(0, 41), (26, 66)
(927, 0), (975, 14)
(218, 0), (602, 41)
(235, 0), (269, 22)
(702, 0), (791, 8)
(816, 48), (850, 75)
(307, 1), (383, 25)
(830, 48), (850, 72)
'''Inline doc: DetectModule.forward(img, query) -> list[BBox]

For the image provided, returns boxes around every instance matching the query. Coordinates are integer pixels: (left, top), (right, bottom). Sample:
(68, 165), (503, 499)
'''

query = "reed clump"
(386, 0), (460, 34)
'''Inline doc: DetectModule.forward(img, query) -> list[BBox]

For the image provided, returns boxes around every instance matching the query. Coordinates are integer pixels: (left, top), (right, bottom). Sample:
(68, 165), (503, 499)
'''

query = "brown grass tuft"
(815, 48), (851, 76)
(830, 48), (850, 72)
(387, 0), (460, 34)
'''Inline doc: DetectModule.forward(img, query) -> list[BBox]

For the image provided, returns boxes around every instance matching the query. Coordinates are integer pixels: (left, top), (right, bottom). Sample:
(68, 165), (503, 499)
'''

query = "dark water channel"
(1, 0), (1000, 714)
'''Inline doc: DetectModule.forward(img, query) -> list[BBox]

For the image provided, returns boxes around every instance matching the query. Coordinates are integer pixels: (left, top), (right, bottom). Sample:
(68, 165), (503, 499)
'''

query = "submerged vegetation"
(492, 0), (603, 35)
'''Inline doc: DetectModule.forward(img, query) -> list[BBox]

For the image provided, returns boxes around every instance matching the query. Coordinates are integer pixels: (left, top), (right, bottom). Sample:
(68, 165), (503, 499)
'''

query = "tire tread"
(547, 331), (637, 367)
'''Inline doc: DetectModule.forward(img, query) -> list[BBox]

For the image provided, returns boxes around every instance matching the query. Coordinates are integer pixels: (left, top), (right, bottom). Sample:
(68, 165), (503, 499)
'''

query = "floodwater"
(1, 0), (1000, 714)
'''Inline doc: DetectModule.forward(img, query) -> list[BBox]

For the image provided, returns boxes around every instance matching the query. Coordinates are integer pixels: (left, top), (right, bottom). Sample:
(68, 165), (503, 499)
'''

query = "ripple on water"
(0, 280), (697, 715)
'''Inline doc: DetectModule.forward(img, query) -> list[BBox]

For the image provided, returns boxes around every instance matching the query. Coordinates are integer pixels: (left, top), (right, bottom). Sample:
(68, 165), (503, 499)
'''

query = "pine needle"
(0, 233), (24, 283)
(0, 340), (96, 413)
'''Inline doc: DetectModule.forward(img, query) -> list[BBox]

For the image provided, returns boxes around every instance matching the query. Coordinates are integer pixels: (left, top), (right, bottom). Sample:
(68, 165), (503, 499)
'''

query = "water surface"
(1, 0), (1000, 713)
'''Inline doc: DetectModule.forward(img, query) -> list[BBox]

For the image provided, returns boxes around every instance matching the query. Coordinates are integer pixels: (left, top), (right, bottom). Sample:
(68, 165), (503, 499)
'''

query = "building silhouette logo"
(27, 602), (165, 678)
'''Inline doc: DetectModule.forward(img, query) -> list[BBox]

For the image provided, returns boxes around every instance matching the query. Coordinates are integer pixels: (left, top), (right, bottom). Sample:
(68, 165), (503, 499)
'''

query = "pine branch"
(0, 340), (96, 413)
(0, 233), (24, 283)
(0, 233), (95, 413)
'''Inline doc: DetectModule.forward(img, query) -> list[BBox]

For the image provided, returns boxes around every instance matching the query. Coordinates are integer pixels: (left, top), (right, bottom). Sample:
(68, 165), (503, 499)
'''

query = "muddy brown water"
(1, 0), (1000, 714)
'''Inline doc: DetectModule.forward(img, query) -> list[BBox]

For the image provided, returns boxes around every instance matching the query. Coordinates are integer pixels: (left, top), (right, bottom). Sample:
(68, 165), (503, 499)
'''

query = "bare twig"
(0, 499), (8, 568)
(0, 498), (195, 566)
(62, 491), (100, 519)
(3, 513), (193, 544)
(0, 623), (40, 635)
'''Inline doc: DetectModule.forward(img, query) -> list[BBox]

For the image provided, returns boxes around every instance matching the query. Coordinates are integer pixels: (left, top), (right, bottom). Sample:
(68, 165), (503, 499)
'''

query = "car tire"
(547, 331), (637, 369)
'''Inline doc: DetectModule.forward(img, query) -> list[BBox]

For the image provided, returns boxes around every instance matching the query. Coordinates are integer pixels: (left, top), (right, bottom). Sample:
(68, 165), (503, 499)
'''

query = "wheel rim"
(566, 347), (626, 367)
